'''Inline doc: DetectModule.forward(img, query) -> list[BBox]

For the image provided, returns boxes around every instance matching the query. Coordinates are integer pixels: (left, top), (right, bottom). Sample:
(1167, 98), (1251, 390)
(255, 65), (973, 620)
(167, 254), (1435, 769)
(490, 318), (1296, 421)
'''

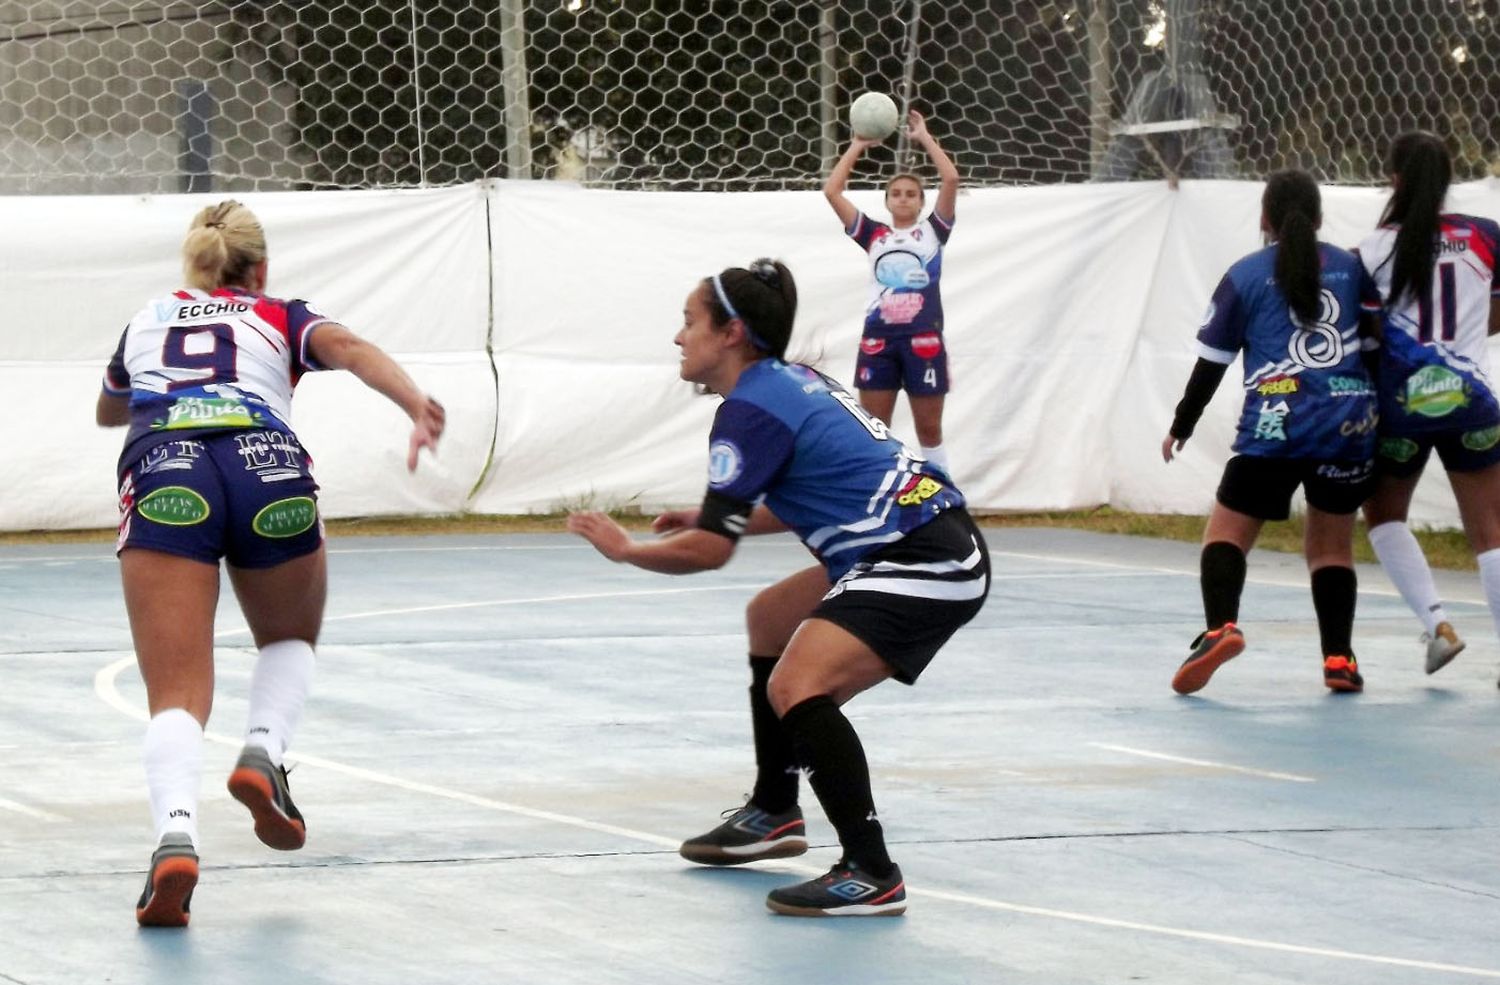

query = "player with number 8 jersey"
(1163, 170), (1382, 696)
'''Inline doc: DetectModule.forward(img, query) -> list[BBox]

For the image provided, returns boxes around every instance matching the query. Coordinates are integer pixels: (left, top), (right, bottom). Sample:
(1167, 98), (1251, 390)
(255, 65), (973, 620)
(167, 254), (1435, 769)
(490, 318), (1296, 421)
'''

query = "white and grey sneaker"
(1421, 621), (1465, 675)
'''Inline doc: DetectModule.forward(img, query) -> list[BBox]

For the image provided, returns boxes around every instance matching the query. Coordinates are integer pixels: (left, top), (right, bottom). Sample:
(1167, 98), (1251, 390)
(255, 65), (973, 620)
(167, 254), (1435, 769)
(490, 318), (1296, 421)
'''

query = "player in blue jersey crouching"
(569, 258), (989, 917)
(1162, 170), (1383, 695)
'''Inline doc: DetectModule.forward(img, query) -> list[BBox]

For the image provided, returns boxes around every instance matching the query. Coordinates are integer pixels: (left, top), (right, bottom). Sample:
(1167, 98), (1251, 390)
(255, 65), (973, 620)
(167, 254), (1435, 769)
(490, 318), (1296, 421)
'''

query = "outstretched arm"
(307, 322), (445, 471)
(908, 110), (958, 222)
(569, 512), (735, 573)
(823, 137), (881, 230)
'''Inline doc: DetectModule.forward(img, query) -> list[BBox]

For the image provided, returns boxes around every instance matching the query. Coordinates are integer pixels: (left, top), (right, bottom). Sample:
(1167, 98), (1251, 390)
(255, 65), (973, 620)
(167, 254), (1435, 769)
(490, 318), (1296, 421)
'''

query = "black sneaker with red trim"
(1172, 623), (1246, 695)
(766, 860), (906, 917)
(1323, 654), (1364, 693)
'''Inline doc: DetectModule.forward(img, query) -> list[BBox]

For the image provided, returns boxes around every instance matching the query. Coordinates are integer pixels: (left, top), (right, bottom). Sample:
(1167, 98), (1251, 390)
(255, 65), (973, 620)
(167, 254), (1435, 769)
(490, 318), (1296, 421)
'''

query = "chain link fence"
(1, 1), (1498, 194)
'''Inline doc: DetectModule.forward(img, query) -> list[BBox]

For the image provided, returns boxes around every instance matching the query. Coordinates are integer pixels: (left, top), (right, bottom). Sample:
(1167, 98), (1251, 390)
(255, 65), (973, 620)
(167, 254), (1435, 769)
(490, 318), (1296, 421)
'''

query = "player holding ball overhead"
(824, 107), (960, 474)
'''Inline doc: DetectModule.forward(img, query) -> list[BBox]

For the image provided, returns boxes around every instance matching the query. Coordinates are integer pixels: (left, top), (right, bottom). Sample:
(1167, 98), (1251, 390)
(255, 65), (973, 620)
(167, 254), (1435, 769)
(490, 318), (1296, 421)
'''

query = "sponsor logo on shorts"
(860, 337), (887, 356)
(252, 496), (318, 538)
(910, 332), (943, 360)
(1326, 375), (1373, 397)
(1256, 375), (1299, 396)
(1461, 425), (1500, 451)
(1315, 461), (1372, 482)
(896, 474), (944, 507)
(707, 440), (744, 488)
(1401, 366), (1469, 418)
(1379, 436), (1421, 463)
(137, 486), (210, 526)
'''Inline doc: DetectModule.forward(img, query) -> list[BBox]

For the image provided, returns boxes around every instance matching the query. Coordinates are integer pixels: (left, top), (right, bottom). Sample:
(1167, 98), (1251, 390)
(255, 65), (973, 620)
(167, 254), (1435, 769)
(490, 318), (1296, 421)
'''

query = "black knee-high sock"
(1311, 565), (1357, 656)
(748, 655), (798, 813)
(780, 695), (893, 877)
(1201, 541), (1247, 629)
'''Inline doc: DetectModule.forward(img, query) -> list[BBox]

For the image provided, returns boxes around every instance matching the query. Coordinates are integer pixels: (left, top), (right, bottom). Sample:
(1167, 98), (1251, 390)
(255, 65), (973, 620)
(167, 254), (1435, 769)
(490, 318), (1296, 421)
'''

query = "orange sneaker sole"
(227, 767), (306, 851)
(1324, 676), (1363, 693)
(135, 855), (198, 928)
(1171, 635), (1245, 695)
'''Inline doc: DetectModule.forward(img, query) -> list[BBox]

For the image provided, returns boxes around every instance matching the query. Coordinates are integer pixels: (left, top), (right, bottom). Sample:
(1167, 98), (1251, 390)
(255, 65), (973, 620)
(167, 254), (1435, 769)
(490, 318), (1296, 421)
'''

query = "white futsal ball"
(849, 92), (899, 141)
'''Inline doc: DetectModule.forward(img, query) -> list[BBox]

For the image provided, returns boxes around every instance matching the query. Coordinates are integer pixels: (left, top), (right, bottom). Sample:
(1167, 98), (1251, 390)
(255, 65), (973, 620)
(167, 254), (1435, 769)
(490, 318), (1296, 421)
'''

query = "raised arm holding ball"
(823, 107), (960, 474)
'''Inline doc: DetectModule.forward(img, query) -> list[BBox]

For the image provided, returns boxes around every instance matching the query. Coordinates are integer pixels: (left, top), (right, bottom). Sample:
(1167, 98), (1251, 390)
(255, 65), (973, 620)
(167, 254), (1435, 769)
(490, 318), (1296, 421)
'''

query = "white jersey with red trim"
(1358, 213), (1500, 369)
(102, 287), (334, 462)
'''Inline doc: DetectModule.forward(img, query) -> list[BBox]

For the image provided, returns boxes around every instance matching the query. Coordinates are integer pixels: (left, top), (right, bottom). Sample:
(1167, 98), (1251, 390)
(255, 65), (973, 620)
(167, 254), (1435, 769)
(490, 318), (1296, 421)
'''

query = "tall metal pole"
(819, 0), (837, 177)
(498, 0), (532, 179)
(1087, 0), (1112, 177)
(895, 0), (923, 171)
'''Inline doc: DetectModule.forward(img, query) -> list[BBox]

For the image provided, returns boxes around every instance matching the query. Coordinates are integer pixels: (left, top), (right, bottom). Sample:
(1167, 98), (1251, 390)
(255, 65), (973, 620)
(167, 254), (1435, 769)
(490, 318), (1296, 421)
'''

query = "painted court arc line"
(0, 796), (68, 823)
(1089, 742), (1317, 783)
(91, 596), (1500, 980)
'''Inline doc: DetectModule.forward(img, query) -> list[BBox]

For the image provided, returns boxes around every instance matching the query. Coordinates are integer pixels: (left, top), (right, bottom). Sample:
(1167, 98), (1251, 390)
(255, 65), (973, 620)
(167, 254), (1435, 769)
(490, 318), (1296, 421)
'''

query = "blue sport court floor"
(0, 527), (1496, 984)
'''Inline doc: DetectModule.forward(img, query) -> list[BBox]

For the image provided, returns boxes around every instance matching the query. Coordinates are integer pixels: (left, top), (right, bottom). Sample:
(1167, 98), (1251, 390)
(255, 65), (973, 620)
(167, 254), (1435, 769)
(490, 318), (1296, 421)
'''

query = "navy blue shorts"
(1377, 424), (1500, 478)
(854, 332), (949, 395)
(116, 430), (323, 568)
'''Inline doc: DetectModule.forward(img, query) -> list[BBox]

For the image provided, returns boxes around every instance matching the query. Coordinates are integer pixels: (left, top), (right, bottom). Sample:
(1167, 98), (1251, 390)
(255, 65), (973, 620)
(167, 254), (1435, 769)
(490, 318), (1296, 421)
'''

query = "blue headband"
(712, 273), (772, 353)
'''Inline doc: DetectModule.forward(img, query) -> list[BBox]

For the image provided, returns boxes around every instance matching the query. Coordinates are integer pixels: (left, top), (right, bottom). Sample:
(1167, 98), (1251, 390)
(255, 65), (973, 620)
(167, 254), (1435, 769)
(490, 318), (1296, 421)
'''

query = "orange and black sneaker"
(135, 832), (198, 928)
(227, 746), (306, 851)
(1323, 655), (1364, 693)
(1171, 623), (1245, 695)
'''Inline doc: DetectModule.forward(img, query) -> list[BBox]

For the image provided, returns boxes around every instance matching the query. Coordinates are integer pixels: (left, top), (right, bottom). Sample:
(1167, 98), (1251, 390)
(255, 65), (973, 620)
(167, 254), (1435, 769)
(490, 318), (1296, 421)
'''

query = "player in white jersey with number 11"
(1355, 131), (1500, 682)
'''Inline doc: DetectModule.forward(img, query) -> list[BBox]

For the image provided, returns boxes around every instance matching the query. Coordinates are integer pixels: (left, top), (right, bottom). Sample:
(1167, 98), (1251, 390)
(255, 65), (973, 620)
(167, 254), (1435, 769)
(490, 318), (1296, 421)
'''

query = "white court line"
(1090, 742), (1316, 783)
(90, 649), (1499, 977)
(990, 549), (1487, 606)
(0, 796), (68, 822)
(211, 583), (766, 639)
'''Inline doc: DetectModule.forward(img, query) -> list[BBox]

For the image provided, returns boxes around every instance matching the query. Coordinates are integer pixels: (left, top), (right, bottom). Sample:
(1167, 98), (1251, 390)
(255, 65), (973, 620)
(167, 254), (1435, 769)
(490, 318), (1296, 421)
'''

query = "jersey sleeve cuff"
(1195, 342), (1238, 365)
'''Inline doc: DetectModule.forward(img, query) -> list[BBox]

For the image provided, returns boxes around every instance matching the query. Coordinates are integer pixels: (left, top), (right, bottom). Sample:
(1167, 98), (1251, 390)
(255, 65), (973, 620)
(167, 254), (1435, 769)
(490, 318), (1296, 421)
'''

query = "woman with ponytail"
(1162, 170), (1383, 695)
(1358, 131), (1500, 681)
(568, 259), (988, 917)
(96, 200), (444, 927)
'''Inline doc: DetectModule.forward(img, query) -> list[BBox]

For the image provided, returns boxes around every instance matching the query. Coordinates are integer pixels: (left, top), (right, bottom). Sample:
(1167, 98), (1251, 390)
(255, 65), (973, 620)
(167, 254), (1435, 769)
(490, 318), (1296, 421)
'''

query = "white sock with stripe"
(1367, 521), (1446, 634)
(144, 708), (203, 849)
(244, 639), (316, 767)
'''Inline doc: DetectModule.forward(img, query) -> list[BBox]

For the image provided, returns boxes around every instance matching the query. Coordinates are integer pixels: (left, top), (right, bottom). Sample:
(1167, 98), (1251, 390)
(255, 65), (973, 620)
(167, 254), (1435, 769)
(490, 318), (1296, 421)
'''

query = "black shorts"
(812, 508), (989, 684)
(1377, 427), (1500, 478)
(1215, 454), (1373, 521)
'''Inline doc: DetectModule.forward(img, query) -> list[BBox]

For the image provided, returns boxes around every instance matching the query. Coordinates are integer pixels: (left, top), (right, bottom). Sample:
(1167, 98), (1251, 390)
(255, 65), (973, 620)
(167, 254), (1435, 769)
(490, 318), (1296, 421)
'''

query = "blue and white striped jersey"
(705, 359), (964, 580)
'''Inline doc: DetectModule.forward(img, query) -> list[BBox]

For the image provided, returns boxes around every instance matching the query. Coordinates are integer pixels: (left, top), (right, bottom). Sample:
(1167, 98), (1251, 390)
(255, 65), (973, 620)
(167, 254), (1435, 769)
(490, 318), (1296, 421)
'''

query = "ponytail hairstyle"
(1380, 130), (1451, 307)
(702, 258), (799, 360)
(1263, 169), (1323, 324)
(181, 199), (267, 292)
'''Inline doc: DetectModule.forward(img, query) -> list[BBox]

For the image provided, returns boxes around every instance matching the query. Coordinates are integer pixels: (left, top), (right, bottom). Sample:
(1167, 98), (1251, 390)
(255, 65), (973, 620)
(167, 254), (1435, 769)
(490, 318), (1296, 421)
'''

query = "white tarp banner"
(4, 177), (1500, 531)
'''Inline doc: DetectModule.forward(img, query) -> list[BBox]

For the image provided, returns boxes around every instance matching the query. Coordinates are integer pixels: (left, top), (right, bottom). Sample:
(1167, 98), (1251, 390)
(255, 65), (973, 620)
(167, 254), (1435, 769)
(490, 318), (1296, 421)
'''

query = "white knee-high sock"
(921, 444), (950, 473)
(1477, 549), (1500, 642)
(144, 708), (203, 848)
(244, 639), (316, 767)
(1367, 521), (1446, 634)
